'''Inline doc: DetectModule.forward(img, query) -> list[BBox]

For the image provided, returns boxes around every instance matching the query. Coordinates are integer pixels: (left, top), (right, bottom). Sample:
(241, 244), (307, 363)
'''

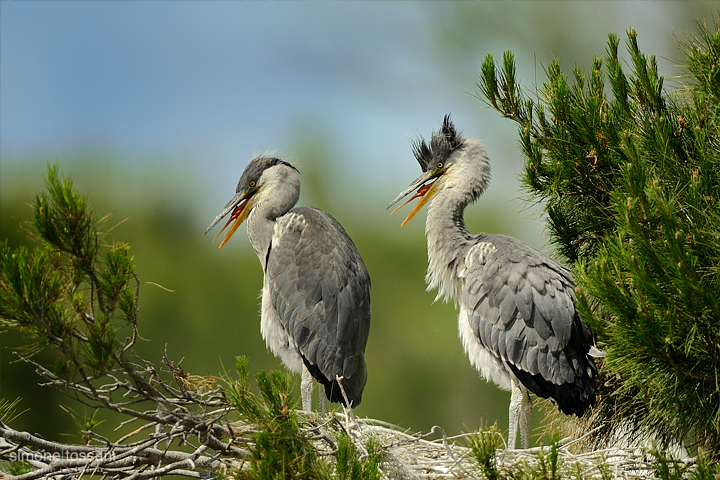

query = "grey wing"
(462, 234), (596, 416)
(265, 206), (371, 406)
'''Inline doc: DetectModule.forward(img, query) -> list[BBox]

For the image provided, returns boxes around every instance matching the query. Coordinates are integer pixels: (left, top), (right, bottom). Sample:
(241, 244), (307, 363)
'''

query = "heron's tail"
(508, 317), (598, 417)
(301, 356), (366, 408)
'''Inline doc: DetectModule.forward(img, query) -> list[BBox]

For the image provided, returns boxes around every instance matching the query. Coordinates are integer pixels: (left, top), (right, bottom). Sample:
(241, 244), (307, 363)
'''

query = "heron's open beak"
(386, 171), (441, 226)
(204, 192), (255, 248)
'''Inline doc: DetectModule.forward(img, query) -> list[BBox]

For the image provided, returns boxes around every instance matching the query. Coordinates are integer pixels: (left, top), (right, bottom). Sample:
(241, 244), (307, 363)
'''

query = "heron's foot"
(519, 390), (532, 450)
(508, 383), (521, 450)
(318, 384), (328, 414)
(301, 368), (313, 411)
(508, 381), (532, 449)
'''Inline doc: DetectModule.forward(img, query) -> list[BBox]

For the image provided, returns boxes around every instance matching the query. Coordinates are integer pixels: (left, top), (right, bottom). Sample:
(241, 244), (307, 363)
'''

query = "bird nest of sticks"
(287, 412), (671, 480)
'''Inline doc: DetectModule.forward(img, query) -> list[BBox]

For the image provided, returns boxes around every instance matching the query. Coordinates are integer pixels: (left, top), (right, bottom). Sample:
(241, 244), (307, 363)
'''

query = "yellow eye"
(436, 162), (444, 169)
(249, 181), (256, 187)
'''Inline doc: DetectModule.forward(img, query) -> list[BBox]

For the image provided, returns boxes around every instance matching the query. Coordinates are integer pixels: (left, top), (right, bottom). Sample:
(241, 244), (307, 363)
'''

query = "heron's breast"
(260, 282), (303, 373)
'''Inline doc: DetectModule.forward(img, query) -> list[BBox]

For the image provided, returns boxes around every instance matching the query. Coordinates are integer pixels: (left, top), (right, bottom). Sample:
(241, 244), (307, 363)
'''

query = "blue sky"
(1, 1), (715, 235)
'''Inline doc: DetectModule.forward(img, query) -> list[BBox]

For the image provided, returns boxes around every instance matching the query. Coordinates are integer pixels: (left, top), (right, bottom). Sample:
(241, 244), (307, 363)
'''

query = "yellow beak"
(387, 171), (441, 226)
(204, 191), (255, 248)
(214, 197), (254, 248)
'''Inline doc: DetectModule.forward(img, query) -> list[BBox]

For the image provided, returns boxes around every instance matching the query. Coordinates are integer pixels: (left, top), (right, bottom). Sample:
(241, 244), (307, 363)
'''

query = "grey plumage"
(206, 156), (371, 408)
(388, 115), (597, 449)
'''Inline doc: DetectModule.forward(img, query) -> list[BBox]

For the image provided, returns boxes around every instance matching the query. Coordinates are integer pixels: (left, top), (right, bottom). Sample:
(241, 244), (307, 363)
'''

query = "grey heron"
(388, 116), (598, 449)
(205, 156), (371, 412)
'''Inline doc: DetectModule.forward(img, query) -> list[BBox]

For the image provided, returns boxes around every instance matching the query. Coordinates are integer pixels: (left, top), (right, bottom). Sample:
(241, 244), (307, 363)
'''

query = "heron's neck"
(424, 139), (491, 302)
(425, 191), (475, 303)
(247, 168), (300, 270)
(246, 207), (275, 270)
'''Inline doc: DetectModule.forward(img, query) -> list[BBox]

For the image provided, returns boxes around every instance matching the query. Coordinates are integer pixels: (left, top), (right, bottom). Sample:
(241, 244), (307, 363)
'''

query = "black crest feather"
(411, 114), (464, 172)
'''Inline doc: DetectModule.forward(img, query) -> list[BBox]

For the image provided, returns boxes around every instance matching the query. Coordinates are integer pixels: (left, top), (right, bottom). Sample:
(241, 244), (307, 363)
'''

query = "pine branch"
(477, 19), (720, 456)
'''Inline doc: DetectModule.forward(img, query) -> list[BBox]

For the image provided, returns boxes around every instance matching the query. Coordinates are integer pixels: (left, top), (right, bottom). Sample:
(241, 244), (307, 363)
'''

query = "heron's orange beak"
(399, 181), (439, 226)
(387, 178), (440, 226)
(213, 197), (253, 248)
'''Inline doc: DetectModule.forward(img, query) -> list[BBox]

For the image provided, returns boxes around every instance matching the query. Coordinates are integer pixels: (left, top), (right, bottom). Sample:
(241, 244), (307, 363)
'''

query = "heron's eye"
(436, 162), (444, 169)
(249, 181), (256, 187)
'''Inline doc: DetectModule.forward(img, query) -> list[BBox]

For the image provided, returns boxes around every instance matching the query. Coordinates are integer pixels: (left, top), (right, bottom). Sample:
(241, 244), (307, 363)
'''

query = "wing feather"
(265, 207), (371, 406)
(461, 234), (597, 415)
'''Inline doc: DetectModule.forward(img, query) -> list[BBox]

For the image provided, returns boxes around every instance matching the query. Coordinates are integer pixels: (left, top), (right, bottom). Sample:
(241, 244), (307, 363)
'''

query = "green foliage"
(0, 397), (25, 425)
(226, 356), (384, 480)
(59, 405), (105, 444)
(478, 20), (720, 453)
(467, 423), (504, 480)
(652, 446), (691, 480)
(467, 427), (579, 480)
(681, 21), (720, 104)
(466, 427), (720, 480)
(0, 459), (32, 476)
(227, 356), (320, 479)
(648, 447), (720, 480)
(533, 435), (561, 480)
(227, 357), (319, 480)
(479, 46), (620, 263)
(0, 162), (137, 378)
(32, 163), (96, 263)
(595, 461), (612, 480)
(688, 451), (720, 480)
(335, 436), (382, 480)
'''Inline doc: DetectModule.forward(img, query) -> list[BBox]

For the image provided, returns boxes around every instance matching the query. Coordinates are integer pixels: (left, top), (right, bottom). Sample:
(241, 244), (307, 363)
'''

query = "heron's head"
(387, 115), (491, 225)
(204, 156), (300, 247)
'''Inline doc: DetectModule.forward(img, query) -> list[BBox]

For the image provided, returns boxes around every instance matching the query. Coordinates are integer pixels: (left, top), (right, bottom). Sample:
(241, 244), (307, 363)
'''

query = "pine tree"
(478, 20), (720, 454)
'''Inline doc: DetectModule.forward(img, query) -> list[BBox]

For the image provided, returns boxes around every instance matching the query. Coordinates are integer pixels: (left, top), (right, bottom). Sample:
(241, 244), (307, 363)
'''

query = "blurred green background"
(1, 1), (715, 447)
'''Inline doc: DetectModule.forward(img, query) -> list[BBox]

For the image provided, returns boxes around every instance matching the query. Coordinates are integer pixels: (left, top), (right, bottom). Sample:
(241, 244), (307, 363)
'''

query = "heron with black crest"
(388, 116), (600, 449)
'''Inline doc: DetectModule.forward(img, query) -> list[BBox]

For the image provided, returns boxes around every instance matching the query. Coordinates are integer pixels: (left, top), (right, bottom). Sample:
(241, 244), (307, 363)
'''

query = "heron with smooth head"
(206, 155), (371, 412)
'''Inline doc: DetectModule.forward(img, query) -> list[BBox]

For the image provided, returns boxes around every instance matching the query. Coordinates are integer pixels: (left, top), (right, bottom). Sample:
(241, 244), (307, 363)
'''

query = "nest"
(302, 414), (687, 480)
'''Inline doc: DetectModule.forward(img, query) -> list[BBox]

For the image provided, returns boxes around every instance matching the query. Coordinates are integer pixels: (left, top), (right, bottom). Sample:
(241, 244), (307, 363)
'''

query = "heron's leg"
(318, 384), (328, 414)
(519, 386), (533, 449)
(301, 366), (313, 411)
(508, 381), (523, 450)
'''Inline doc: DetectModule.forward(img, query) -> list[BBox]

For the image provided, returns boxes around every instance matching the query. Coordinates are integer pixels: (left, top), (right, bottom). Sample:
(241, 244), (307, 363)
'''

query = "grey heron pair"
(205, 115), (598, 449)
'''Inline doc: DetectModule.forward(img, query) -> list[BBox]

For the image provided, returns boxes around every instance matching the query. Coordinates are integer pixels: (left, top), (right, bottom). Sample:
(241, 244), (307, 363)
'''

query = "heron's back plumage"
(460, 234), (596, 416)
(264, 206), (371, 406)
